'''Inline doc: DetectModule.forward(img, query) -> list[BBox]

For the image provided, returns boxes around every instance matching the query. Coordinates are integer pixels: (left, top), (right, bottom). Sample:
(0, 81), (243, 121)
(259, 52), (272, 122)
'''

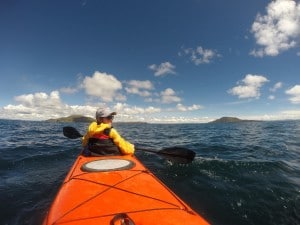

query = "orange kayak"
(43, 154), (210, 225)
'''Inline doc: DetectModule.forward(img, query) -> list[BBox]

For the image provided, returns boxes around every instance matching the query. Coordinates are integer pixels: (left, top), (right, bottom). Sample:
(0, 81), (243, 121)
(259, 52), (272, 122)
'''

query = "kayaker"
(82, 107), (135, 156)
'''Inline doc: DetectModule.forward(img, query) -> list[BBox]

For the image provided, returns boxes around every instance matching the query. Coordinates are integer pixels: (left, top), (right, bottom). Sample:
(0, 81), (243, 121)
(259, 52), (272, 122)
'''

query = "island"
(209, 117), (259, 123)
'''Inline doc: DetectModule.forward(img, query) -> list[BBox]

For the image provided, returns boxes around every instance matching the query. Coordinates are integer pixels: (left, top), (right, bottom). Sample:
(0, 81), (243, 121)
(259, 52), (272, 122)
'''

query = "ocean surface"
(0, 119), (300, 225)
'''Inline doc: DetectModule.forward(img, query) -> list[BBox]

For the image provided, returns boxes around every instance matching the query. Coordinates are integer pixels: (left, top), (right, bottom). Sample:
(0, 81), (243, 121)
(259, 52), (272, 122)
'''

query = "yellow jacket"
(82, 122), (135, 155)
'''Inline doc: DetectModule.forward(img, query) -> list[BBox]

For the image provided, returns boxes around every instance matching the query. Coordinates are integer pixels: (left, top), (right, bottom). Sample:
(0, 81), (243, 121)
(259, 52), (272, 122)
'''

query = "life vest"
(88, 128), (120, 155)
(92, 128), (111, 140)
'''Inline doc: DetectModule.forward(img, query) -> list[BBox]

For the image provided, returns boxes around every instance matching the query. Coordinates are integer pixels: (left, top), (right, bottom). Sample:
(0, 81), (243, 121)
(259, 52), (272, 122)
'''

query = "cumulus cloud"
(14, 91), (62, 108)
(228, 74), (269, 99)
(109, 103), (162, 122)
(2, 88), (300, 122)
(286, 85), (300, 104)
(82, 71), (123, 102)
(125, 80), (154, 97)
(176, 103), (203, 111)
(0, 90), (164, 121)
(2, 91), (98, 120)
(160, 88), (181, 104)
(250, 0), (300, 57)
(113, 103), (161, 115)
(125, 106), (160, 115)
(180, 45), (221, 65)
(148, 62), (176, 76)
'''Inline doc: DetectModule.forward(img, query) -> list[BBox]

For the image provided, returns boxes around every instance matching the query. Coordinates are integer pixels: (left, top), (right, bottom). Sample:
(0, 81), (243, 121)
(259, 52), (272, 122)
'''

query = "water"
(0, 119), (299, 225)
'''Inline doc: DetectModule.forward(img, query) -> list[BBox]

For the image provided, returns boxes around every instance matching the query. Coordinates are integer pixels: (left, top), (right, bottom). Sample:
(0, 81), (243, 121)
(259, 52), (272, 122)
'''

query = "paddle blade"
(63, 126), (83, 139)
(158, 147), (196, 164)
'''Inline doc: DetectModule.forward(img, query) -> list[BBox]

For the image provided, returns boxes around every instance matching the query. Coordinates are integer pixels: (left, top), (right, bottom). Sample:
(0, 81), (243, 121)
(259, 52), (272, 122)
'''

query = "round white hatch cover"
(81, 159), (135, 172)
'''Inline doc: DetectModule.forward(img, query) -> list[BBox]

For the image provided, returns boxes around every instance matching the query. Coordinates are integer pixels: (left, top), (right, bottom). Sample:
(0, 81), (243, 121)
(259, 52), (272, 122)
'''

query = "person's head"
(95, 107), (116, 124)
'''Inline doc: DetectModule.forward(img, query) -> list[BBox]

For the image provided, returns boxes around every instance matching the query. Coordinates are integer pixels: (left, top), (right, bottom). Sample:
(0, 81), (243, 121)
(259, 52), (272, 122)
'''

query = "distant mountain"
(46, 115), (95, 123)
(209, 117), (259, 123)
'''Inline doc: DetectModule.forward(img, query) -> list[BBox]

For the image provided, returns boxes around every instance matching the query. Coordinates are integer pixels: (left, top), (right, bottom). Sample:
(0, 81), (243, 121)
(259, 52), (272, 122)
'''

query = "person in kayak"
(82, 107), (135, 156)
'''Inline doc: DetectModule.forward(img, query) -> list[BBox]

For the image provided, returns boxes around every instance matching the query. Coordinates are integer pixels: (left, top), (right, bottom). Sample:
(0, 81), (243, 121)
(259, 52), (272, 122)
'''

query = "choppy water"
(0, 119), (299, 225)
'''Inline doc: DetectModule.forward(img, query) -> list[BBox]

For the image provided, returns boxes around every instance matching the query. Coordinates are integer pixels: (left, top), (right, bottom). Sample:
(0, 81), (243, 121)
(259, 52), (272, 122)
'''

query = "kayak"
(42, 154), (210, 225)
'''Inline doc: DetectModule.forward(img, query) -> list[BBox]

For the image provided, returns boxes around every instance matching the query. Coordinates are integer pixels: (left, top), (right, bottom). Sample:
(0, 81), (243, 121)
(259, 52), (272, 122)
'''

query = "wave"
(1, 120), (300, 225)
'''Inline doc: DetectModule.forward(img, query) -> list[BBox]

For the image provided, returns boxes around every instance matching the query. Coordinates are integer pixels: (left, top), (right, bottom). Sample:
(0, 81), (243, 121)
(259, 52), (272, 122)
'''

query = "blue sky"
(0, 0), (299, 123)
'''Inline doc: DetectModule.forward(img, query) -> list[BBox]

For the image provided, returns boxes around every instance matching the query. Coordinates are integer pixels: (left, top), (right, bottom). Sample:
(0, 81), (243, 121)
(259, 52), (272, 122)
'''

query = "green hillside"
(210, 117), (259, 123)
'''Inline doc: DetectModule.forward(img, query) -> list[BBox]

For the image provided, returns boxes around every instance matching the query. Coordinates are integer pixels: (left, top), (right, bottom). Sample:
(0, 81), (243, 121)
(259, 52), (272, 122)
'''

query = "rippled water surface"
(1, 119), (299, 225)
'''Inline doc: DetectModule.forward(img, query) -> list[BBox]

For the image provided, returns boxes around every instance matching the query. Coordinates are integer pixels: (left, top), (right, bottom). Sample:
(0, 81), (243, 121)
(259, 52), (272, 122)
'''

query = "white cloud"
(110, 103), (162, 122)
(14, 91), (62, 108)
(281, 110), (300, 118)
(1, 90), (300, 122)
(148, 62), (176, 76)
(160, 88), (181, 104)
(144, 106), (161, 113)
(82, 71), (123, 102)
(286, 85), (300, 104)
(60, 87), (78, 94)
(238, 111), (300, 121)
(113, 103), (161, 115)
(176, 103), (203, 111)
(268, 95), (275, 100)
(228, 74), (269, 99)
(180, 45), (221, 65)
(2, 91), (97, 120)
(250, 0), (300, 57)
(125, 80), (154, 97)
(270, 82), (283, 92)
(268, 82), (283, 100)
(0, 90), (163, 121)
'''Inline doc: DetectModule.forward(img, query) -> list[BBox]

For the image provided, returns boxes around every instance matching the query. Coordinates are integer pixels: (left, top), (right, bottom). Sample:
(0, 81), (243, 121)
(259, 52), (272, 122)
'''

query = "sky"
(0, 0), (300, 123)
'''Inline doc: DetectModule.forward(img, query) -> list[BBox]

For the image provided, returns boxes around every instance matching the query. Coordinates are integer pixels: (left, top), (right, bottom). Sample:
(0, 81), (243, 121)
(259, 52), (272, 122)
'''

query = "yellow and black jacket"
(82, 122), (135, 155)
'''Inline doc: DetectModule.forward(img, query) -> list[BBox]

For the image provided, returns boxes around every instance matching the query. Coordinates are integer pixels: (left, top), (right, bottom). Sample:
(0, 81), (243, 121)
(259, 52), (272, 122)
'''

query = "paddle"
(63, 126), (196, 163)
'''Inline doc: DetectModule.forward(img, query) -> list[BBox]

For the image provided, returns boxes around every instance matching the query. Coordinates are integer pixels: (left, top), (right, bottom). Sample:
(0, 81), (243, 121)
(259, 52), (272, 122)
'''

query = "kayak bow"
(43, 154), (210, 225)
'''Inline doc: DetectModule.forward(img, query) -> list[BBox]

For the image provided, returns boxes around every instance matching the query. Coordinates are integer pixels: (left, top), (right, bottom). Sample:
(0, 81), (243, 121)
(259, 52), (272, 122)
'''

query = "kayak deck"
(43, 154), (209, 225)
